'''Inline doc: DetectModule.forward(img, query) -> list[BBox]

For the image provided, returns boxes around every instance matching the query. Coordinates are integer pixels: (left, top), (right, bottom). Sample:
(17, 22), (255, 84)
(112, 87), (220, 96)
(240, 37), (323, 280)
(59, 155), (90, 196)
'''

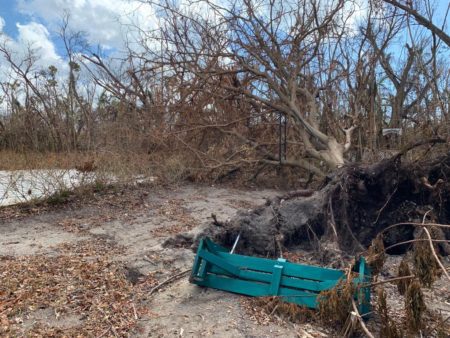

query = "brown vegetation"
(0, 0), (448, 185)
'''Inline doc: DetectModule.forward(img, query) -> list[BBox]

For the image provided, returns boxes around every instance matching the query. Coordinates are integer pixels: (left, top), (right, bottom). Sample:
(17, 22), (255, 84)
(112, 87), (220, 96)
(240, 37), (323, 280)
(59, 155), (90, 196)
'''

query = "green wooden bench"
(190, 237), (371, 316)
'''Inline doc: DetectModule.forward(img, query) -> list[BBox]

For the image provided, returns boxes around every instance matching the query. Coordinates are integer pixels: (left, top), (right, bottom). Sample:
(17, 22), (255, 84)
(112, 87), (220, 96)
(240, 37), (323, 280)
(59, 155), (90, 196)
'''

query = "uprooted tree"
(185, 145), (449, 257)
(0, 0), (449, 252)
(154, 0), (450, 254)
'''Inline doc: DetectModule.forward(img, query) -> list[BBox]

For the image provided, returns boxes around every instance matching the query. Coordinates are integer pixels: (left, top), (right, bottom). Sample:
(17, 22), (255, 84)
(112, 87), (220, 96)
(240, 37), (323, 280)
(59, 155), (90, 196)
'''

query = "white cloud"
(0, 16), (5, 32)
(16, 22), (62, 65)
(0, 21), (68, 103)
(18, 0), (158, 50)
(346, 0), (368, 32)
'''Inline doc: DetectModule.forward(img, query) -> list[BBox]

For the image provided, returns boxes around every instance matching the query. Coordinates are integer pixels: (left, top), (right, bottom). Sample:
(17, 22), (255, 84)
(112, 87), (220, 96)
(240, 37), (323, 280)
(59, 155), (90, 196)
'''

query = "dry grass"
(240, 296), (316, 327)
(0, 151), (92, 171)
(0, 150), (196, 185)
(405, 280), (426, 333)
(376, 287), (403, 338)
(254, 297), (315, 323)
(0, 150), (198, 213)
(396, 258), (411, 295)
(0, 148), (323, 191)
(317, 279), (354, 327)
(413, 229), (441, 287)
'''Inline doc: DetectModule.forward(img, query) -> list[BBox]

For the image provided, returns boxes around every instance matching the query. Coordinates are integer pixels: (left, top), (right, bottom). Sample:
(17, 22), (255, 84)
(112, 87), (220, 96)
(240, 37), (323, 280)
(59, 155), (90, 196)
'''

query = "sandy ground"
(1, 184), (449, 337)
(1, 184), (329, 337)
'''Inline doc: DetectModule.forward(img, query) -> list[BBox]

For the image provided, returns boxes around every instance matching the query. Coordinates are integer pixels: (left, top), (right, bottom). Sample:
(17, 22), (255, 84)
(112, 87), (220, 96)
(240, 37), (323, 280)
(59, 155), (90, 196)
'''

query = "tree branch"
(383, 0), (450, 47)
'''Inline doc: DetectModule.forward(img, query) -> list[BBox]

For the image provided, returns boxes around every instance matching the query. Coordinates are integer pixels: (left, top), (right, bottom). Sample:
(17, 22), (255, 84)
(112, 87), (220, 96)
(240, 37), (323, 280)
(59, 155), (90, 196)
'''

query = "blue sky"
(0, 0), (158, 62)
(0, 0), (66, 55)
(0, 0), (448, 72)
(0, 1), (23, 38)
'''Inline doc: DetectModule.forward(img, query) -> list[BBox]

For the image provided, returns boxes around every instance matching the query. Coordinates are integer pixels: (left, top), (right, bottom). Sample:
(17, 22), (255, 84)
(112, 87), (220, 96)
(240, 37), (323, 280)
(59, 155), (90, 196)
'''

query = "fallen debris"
(0, 239), (157, 337)
(148, 269), (190, 296)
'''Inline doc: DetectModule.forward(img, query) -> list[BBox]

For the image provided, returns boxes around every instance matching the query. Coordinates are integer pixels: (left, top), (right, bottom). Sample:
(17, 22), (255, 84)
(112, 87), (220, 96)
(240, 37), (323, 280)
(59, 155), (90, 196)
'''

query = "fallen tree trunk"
(168, 147), (450, 257)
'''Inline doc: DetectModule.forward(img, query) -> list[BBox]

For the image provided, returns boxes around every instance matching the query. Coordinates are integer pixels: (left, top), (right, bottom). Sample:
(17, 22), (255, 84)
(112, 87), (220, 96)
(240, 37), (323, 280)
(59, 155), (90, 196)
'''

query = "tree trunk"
(321, 138), (345, 168)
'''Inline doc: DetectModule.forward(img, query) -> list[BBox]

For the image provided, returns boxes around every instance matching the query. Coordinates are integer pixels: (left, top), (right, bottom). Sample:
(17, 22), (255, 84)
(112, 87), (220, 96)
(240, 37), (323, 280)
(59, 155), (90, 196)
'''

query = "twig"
(381, 222), (450, 234)
(275, 235), (284, 258)
(383, 238), (450, 252)
(211, 213), (224, 226)
(269, 304), (279, 316)
(143, 255), (156, 265)
(96, 327), (111, 338)
(429, 315), (450, 335)
(280, 189), (314, 199)
(149, 269), (190, 296)
(340, 313), (355, 337)
(366, 275), (414, 287)
(132, 302), (138, 320)
(373, 186), (397, 224)
(422, 209), (433, 224)
(328, 195), (338, 239)
(351, 299), (375, 338)
(394, 137), (446, 158)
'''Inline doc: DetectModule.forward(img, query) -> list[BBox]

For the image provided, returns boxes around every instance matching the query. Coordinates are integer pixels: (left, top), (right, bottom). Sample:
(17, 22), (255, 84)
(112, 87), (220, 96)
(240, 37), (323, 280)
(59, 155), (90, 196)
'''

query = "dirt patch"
(1, 183), (448, 337)
(0, 219), (87, 256)
(2, 184), (301, 337)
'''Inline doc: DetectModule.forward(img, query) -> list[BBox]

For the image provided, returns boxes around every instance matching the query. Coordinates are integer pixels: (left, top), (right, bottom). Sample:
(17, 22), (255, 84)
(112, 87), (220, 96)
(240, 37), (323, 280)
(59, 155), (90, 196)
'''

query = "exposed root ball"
(397, 258), (412, 295)
(405, 280), (426, 333)
(191, 154), (450, 257)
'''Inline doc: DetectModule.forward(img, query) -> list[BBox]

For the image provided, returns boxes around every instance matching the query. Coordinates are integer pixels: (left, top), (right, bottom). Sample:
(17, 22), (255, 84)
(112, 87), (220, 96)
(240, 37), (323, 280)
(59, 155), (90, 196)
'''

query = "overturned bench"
(190, 237), (371, 316)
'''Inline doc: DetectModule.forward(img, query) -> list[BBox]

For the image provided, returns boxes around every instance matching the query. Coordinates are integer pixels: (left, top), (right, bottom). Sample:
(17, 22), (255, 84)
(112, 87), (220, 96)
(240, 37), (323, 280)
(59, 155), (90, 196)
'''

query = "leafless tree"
(148, 0), (368, 176)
